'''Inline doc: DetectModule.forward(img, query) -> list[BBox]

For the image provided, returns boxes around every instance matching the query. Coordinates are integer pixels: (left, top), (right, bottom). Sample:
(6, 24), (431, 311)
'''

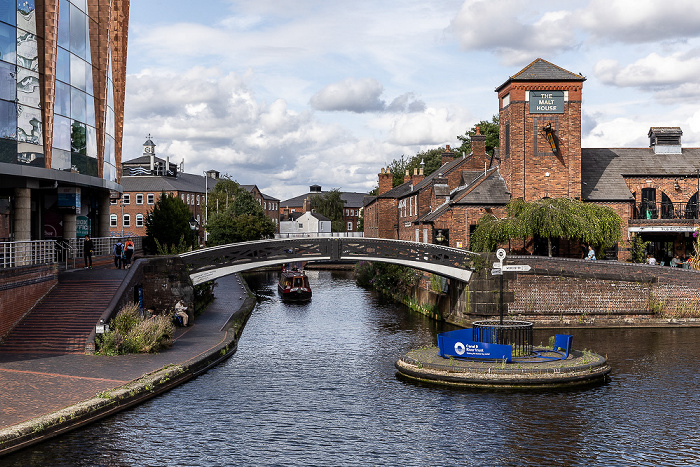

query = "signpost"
(491, 249), (532, 324)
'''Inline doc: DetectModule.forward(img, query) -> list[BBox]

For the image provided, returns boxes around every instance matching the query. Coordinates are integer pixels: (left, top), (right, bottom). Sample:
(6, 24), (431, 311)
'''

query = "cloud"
(595, 53), (700, 88)
(449, 0), (578, 65)
(122, 66), (472, 200)
(449, 0), (700, 66)
(309, 78), (426, 113)
(580, 0), (700, 43)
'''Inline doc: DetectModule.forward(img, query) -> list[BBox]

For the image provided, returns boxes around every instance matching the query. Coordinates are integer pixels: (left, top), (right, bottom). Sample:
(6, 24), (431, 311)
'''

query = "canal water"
(4, 270), (700, 466)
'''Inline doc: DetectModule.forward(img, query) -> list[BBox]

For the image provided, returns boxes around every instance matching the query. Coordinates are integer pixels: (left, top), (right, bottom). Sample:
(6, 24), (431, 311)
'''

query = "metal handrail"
(0, 237), (145, 269)
(0, 240), (56, 269)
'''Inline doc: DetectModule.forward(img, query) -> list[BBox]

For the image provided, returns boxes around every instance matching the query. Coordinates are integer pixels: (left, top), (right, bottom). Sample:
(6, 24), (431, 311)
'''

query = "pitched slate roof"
(120, 172), (215, 193)
(581, 148), (700, 201)
(495, 58), (585, 92)
(453, 168), (511, 205)
(417, 168), (510, 222)
(280, 190), (367, 208)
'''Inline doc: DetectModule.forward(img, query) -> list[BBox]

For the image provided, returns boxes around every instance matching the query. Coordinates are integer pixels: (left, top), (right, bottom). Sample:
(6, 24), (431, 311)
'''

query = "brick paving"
(0, 265), (250, 430)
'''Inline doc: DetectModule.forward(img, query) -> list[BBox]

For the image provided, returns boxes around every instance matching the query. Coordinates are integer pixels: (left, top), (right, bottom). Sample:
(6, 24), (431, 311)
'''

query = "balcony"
(632, 201), (699, 221)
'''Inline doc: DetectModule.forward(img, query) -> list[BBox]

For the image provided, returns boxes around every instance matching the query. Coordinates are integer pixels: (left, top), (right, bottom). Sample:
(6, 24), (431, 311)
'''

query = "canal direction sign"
(500, 265), (532, 272)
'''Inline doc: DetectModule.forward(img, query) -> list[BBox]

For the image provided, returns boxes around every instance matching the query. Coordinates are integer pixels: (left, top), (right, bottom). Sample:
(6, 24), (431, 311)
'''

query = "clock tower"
(496, 59), (585, 201)
(143, 134), (156, 156)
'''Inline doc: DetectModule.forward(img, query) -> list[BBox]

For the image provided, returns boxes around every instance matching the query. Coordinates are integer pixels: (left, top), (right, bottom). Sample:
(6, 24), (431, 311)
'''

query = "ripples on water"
(4, 270), (700, 466)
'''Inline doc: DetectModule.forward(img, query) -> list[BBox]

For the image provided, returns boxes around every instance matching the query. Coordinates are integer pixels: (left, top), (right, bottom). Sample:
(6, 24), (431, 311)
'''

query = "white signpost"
(491, 249), (532, 323)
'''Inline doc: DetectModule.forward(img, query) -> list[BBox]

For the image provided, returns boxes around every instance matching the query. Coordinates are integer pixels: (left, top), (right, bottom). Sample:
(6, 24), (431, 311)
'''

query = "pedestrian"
(113, 239), (124, 269)
(647, 254), (657, 265)
(585, 245), (596, 260)
(83, 234), (94, 269)
(123, 237), (135, 269)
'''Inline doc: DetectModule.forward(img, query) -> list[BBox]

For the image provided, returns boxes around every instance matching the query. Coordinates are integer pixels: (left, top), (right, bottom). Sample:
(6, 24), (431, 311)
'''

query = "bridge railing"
(275, 232), (365, 238)
(68, 236), (144, 259)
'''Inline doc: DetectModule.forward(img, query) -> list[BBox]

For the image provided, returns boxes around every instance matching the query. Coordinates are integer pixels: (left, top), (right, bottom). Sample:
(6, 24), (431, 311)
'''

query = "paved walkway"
(0, 267), (251, 431)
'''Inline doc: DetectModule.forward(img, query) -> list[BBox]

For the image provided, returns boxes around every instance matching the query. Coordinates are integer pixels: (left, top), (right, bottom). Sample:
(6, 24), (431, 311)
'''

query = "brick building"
(241, 185), (280, 232)
(367, 58), (700, 263)
(280, 185), (366, 232)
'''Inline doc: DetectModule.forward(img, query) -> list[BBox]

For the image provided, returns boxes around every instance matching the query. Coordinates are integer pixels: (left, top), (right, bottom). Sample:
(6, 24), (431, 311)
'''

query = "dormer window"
(649, 127), (682, 154)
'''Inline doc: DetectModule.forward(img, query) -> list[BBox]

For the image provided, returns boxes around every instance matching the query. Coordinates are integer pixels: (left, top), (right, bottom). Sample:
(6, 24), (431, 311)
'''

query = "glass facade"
(0, 0), (119, 180)
(0, 1), (43, 167)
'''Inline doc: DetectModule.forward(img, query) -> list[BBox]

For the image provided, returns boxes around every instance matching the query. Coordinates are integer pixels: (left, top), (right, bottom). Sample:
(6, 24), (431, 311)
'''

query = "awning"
(628, 226), (698, 233)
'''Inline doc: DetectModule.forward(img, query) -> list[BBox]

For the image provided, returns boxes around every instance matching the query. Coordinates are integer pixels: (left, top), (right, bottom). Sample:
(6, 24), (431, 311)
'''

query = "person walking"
(83, 234), (94, 269)
(113, 239), (124, 269)
(124, 237), (134, 269)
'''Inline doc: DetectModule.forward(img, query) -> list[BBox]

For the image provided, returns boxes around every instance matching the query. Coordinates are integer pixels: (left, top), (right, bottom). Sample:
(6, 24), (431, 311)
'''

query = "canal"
(4, 269), (700, 466)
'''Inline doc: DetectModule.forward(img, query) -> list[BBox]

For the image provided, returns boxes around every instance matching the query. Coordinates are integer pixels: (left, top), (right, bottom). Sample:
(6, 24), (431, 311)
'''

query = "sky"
(122, 0), (700, 201)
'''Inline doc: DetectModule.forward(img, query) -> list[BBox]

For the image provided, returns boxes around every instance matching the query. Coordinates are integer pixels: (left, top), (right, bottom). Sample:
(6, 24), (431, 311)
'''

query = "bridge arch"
(180, 238), (477, 285)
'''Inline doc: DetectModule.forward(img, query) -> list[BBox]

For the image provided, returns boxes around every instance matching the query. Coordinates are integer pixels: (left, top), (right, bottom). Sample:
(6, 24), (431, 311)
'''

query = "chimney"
(404, 169), (411, 184)
(441, 145), (453, 166)
(471, 126), (487, 164)
(165, 156), (170, 176)
(412, 167), (425, 185)
(378, 167), (393, 195)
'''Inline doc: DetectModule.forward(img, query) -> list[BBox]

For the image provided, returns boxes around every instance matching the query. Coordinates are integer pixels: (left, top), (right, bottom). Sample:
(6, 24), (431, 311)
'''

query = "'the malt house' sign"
(529, 90), (564, 114)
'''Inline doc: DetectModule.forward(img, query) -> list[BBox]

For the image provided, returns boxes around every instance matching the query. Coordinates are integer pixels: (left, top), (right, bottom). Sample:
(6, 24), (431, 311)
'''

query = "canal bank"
(0, 273), (256, 457)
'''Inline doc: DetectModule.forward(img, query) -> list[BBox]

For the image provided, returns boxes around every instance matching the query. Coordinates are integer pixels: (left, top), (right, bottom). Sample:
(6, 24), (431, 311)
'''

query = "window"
(123, 214), (130, 228)
(196, 195), (200, 205)
(347, 222), (353, 231)
(110, 214), (117, 227)
(110, 198), (117, 205)
(181, 194), (185, 202)
(187, 194), (190, 205)
(122, 194), (130, 204)
(147, 193), (154, 204)
(136, 194), (143, 204)
(136, 214), (144, 227)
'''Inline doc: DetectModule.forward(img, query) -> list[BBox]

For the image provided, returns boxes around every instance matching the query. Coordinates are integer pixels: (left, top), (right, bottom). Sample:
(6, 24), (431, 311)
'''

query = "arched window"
(686, 192), (699, 219)
(660, 192), (674, 219)
(123, 214), (131, 228)
(136, 214), (144, 227)
(641, 188), (656, 219)
(110, 214), (117, 227)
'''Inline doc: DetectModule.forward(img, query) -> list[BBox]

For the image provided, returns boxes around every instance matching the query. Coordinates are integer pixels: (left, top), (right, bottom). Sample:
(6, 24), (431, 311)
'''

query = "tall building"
(0, 0), (129, 241)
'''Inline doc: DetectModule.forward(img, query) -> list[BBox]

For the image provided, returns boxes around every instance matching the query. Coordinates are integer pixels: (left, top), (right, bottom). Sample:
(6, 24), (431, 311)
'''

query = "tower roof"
(495, 58), (585, 92)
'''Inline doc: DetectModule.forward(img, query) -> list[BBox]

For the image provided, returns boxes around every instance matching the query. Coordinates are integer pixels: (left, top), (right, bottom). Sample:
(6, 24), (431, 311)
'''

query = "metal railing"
(0, 240), (56, 269)
(0, 237), (145, 269)
(472, 320), (533, 357)
(633, 202), (700, 220)
(275, 232), (365, 238)
(68, 236), (144, 259)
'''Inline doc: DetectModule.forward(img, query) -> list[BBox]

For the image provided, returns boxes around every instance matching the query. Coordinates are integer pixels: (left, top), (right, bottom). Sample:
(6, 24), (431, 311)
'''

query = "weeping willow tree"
(470, 198), (623, 256)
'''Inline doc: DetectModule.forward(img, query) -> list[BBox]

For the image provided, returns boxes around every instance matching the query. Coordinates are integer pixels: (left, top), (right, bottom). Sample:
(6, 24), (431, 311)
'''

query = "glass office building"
(0, 0), (129, 241)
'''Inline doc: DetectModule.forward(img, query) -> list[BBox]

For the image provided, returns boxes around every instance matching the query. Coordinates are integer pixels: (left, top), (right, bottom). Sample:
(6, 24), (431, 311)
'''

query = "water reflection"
(3, 270), (700, 466)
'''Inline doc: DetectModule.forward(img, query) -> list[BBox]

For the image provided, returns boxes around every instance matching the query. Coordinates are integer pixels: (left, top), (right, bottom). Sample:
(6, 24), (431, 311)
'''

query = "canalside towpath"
(0, 266), (255, 456)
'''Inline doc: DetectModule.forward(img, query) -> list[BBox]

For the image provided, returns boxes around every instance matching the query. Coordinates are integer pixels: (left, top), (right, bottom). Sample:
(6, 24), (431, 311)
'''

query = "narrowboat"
(278, 266), (312, 301)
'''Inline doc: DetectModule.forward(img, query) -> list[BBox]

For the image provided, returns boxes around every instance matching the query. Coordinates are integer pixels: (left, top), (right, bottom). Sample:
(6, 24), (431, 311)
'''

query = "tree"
(310, 188), (345, 232)
(205, 178), (276, 245)
(455, 115), (500, 157)
(387, 147), (448, 188)
(145, 193), (195, 254)
(470, 197), (623, 256)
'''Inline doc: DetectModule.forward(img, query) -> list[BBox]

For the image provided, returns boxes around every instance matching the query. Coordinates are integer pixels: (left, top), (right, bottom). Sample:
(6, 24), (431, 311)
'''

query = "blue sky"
(122, 0), (700, 201)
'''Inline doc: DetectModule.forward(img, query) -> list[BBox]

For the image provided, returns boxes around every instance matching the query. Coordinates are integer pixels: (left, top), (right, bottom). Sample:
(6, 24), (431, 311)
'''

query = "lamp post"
(203, 171), (208, 243)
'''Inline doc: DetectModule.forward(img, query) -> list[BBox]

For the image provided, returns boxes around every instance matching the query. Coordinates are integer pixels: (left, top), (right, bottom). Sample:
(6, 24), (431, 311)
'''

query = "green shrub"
(96, 302), (176, 355)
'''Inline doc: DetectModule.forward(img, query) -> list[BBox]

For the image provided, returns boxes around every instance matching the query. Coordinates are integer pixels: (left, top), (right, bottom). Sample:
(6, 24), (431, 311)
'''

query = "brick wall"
(505, 256), (700, 321)
(0, 264), (58, 339)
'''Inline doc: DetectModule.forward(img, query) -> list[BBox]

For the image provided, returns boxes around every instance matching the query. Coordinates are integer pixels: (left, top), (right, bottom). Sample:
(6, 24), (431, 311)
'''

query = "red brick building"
(366, 58), (700, 263)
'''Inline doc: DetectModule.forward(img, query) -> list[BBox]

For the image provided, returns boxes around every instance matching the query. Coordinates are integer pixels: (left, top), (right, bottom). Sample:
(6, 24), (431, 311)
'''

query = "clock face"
(144, 146), (152, 153)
